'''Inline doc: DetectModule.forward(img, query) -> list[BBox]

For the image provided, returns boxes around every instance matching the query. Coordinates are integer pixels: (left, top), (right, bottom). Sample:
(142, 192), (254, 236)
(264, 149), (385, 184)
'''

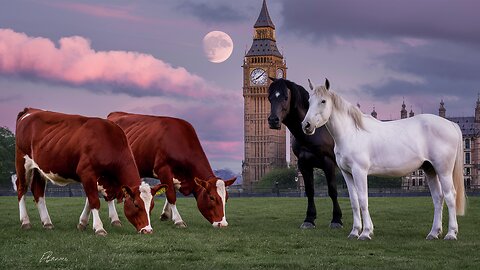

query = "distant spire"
(254, 0), (275, 29)
(409, 106), (414, 117)
(371, 106), (377, 119)
(439, 99), (446, 118)
(400, 98), (407, 119)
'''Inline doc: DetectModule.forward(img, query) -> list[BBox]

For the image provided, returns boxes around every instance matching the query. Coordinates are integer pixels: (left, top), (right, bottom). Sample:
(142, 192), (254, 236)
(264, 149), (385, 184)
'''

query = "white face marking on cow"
(23, 155), (76, 186)
(275, 92), (280, 98)
(212, 180), (228, 227)
(139, 181), (153, 233)
(173, 178), (181, 191)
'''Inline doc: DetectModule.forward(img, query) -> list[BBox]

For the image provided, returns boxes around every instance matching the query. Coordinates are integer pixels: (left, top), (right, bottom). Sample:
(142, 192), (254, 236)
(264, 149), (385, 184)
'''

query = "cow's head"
(194, 177), (236, 228)
(122, 182), (167, 234)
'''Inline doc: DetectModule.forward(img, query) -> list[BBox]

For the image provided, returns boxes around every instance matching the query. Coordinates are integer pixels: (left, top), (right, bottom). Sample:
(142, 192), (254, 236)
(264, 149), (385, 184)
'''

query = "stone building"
(242, 0), (287, 188)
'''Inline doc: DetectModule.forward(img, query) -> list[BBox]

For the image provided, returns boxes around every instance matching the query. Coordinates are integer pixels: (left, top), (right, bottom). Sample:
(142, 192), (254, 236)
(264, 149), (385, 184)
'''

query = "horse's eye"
(321, 100), (326, 104)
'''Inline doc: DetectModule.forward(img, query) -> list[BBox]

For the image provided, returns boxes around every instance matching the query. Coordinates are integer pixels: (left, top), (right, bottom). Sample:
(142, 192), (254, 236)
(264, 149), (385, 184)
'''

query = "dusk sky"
(1, 0), (479, 173)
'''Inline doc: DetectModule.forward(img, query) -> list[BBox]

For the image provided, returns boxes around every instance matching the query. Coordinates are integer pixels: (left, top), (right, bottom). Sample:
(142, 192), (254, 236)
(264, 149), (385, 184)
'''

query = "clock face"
(250, 68), (267, 86)
(276, 68), (284, 79)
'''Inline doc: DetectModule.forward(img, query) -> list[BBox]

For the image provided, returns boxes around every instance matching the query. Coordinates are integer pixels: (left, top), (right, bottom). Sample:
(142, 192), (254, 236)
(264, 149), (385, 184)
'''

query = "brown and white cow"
(15, 108), (167, 235)
(107, 112), (236, 228)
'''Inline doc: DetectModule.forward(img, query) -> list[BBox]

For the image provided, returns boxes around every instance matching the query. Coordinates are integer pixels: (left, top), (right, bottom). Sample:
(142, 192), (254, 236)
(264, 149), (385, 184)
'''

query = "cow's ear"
(224, 177), (237, 187)
(151, 184), (168, 196)
(122, 185), (134, 199)
(194, 177), (209, 190)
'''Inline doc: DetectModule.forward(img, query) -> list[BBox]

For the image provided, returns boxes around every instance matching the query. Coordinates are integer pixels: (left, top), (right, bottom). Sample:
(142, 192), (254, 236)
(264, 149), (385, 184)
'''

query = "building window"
(465, 152), (471, 165)
(419, 179), (423, 186)
(465, 167), (471, 176)
(466, 178), (471, 189)
(419, 170), (424, 176)
(412, 171), (416, 176)
(412, 179), (416, 186)
(465, 138), (470, 149)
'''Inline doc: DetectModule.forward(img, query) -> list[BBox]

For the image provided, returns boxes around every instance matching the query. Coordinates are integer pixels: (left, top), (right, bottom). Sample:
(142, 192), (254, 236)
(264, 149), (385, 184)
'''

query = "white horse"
(301, 79), (465, 240)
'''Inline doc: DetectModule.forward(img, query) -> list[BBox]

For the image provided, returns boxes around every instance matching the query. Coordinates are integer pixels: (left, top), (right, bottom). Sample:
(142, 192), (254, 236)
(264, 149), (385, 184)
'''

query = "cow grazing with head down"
(107, 112), (236, 228)
(15, 108), (167, 235)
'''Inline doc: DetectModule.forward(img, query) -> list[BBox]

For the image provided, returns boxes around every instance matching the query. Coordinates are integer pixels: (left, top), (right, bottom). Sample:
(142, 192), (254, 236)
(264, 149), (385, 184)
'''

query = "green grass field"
(0, 196), (478, 269)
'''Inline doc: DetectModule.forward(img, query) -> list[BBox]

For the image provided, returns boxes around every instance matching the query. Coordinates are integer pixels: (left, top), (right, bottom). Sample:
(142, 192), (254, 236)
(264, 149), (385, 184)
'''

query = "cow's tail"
(17, 108), (29, 121)
(453, 123), (466, 216)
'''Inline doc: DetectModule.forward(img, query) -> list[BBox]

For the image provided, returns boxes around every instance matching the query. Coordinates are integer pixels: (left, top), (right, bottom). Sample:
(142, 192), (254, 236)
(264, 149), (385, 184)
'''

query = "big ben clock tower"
(242, 0), (287, 188)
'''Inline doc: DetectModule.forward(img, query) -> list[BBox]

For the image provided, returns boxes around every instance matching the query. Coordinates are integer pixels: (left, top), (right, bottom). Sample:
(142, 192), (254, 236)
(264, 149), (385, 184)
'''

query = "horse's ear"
(269, 76), (276, 82)
(308, 79), (314, 91)
(325, 78), (330, 90)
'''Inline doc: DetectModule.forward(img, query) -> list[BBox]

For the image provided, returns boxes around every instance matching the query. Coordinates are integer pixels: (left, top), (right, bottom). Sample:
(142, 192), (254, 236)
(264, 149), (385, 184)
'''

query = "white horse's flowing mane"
(315, 86), (367, 130)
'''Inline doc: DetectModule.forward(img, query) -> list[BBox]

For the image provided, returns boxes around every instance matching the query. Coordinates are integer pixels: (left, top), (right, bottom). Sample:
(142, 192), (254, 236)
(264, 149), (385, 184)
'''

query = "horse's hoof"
(347, 233), (359, 240)
(329, 222), (343, 229)
(77, 223), (87, 231)
(426, 234), (439, 240)
(111, 220), (122, 227)
(444, 234), (457, 240)
(160, 214), (171, 221)
(174, 221), (187, 228)
(95, 229), (108, 236)
(21, 223), (32, 230)
(43, 223), (54, 230)
(358, 235), (372, 241)
(300, 222), (316, 229)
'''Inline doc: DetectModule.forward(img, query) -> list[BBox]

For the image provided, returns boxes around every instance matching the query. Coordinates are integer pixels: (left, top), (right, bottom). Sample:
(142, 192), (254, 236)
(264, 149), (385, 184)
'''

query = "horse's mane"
(315, 86), (366, 130)
(270, 79), (309, 109)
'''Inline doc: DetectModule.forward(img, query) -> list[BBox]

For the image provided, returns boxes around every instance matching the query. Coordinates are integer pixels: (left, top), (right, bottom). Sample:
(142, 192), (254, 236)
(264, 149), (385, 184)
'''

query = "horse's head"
(302, 78), (333, 135)
(267, 78), (291, 129)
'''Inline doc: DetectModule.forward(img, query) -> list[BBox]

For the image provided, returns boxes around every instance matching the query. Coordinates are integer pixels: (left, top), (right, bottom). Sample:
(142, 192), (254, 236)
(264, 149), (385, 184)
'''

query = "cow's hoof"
(160, 214), (171, 221)
(95, 229), (108, 236)
(444, 234), (457, 241)
(329, 222), (343, 229)
(43, 223), (54, 230)
(111, 220), (122, 227)
(299, 222), (315, 229)
(21, 223), (32, 230)
(174, 221), (187, 228)
(426, 234), (439, 240)
(77, 223), (87, 231)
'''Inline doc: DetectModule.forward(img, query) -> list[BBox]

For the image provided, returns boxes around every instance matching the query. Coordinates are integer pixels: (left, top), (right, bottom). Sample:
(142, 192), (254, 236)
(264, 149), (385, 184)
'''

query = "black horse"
(267, 78), (343, 229)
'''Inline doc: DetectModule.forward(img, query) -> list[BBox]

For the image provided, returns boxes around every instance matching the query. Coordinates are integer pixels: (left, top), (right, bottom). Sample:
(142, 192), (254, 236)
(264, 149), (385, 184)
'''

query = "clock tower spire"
(242, 0), (287, 188)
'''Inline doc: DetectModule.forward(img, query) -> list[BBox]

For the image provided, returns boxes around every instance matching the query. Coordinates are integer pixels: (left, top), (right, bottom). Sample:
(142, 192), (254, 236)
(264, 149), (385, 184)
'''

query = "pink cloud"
(46, 2), (147, 23)
(0, 28), (230, 99)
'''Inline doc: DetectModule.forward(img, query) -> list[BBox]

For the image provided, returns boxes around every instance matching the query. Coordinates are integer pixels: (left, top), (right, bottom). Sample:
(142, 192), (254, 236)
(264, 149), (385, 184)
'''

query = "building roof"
(448, 116), (480, 137)
(254, 0), (275, 29)
(246, 39), (283, 58)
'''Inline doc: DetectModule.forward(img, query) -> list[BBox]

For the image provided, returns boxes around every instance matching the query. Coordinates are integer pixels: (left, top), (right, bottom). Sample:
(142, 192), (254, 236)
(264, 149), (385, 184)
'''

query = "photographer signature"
(39, 251), (68, 263)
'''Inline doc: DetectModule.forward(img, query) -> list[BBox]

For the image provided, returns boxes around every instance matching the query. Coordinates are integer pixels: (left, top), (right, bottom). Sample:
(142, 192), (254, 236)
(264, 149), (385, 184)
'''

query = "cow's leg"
(298, 158), (316, 229)
(107, 200), (122, 227)
(31, 170), (53, 229)
(77, 198), (91, 231)
(78, 168), (107, 236)
(160, 199), (172, 221)
(324, 156), (343, 228)
(16, 151), (31, 230)
(156, 166), (186, 228)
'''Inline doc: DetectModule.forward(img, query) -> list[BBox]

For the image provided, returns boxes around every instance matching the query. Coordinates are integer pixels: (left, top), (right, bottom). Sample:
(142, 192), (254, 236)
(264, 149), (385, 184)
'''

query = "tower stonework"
(242, 0), (287, 188)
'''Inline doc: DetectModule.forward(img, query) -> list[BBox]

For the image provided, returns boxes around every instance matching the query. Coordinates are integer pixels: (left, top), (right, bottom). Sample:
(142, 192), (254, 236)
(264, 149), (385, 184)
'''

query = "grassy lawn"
(0, 196), (478, 269)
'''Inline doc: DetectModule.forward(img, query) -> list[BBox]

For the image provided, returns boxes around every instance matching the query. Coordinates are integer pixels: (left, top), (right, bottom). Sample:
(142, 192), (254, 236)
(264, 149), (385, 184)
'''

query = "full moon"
(203, 31), (233, 63)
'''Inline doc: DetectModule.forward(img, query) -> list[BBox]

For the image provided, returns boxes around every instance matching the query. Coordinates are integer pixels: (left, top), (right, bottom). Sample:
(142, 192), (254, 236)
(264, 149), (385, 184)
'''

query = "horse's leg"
(324, 157), (343, 228)
(438, 173), (458, 240)
(425, 170), (444, 240)
(353, 169), (373, 240)
(298, 159), (316, 229)
(341, 170), (362, 239)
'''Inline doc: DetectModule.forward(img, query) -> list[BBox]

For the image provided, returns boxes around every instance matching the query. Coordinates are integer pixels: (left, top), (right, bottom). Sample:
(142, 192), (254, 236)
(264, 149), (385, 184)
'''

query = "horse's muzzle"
(302, 121), (315, 135)
(268, 116), (281, 130)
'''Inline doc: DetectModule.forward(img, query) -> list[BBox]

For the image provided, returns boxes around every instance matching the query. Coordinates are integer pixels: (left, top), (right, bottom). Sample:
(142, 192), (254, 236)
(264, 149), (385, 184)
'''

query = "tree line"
(0, 127), (15, 188)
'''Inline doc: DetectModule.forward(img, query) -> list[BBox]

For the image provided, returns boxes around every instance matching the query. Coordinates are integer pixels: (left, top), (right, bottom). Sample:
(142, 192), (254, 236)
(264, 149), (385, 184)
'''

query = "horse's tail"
(453, 123), (466, 216)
